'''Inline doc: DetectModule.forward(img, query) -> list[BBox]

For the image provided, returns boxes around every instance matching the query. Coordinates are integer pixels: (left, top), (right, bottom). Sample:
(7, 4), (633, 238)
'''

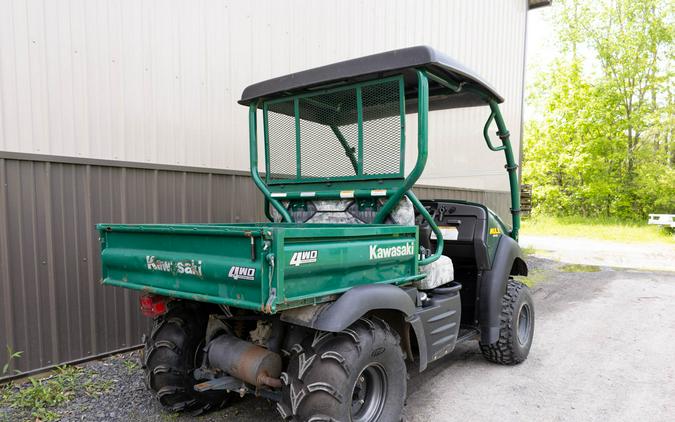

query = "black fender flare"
(479, 235), (528, 344)
(280, 283), (430, 371)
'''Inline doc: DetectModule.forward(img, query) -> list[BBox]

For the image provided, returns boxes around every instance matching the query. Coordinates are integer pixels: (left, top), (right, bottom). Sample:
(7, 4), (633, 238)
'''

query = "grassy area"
(0, 365), (113, 421)
(521, 215), (674, 244)
(560, 263), (601, 273)
(515, 268), (546, 287)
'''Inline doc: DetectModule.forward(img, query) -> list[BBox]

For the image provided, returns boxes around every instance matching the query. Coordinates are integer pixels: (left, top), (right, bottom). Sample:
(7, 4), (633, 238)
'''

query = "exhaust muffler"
(206, 333), (282, 388)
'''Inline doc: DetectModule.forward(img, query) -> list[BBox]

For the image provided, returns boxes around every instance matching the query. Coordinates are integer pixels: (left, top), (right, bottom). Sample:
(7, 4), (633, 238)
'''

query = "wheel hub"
(350, 364), (387, 422)
(517, 303), (532, 346)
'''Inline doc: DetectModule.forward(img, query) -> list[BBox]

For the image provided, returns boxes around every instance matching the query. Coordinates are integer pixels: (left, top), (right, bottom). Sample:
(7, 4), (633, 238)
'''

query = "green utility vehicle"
(98, 46), (534, 421)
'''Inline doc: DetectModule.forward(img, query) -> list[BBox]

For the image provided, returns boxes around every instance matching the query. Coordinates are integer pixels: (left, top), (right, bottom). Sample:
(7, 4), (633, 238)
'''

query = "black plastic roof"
(239, 46), (504, 110)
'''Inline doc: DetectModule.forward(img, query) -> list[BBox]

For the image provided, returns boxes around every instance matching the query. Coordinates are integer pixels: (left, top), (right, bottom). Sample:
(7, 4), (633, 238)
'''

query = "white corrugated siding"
(0, 0), (527, 191)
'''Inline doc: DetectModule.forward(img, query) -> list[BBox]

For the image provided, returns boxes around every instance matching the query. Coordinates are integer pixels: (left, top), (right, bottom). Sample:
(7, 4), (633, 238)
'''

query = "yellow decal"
(489, 227), (501, 236)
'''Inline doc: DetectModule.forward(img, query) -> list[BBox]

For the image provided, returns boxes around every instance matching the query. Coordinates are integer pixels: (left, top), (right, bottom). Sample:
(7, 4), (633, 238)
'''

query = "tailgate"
(98, 224), (269, 311)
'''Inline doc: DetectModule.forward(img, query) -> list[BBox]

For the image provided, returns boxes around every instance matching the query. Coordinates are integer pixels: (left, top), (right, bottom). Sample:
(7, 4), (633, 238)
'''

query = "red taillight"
(140, 294), (169, 317)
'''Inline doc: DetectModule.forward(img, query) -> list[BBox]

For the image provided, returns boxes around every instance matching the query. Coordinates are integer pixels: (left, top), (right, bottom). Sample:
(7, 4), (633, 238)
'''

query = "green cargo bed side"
(98, 223), (421, 313)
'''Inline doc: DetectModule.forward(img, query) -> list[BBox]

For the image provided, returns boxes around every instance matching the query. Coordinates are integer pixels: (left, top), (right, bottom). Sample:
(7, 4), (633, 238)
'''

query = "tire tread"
(480, 279), (533, 365)
(280, 318), (405, 421)
(143, 301), (228, 414)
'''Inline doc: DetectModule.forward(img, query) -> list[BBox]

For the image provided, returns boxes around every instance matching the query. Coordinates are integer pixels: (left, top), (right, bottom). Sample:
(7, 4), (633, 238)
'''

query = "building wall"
(0, 0), (527, 191)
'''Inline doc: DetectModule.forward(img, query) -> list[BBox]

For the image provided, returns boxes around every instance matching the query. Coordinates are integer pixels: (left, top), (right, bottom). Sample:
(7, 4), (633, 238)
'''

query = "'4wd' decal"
(228, 266), (256, 280)
(289, 250), (318, 266)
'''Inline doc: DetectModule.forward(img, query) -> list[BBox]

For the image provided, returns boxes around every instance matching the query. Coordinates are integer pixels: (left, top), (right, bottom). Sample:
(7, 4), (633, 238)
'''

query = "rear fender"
(280, 283), (430, 371)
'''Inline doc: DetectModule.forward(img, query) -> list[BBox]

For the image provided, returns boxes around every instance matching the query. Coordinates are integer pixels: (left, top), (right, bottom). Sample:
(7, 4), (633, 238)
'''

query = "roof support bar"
(249, 103), (293, 222)
(486, 100), (520, 240)
(330, 125), (359, 174)
(425, 70), (462, 92)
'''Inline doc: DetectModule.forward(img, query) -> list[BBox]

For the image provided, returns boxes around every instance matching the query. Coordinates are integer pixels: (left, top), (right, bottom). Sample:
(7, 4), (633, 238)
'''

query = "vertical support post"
(356, 86), (364, 176)
(262, 103), (272, 184)
(398, 76), (406, 175)
(294, 98), (301, 179)
(249, 104), (293, 223)
(487, 100), (520, 240)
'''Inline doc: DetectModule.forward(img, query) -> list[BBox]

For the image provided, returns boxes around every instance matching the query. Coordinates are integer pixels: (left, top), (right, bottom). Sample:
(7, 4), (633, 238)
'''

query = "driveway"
(4, 244), (674, 422)
(404, 259), (675, 422)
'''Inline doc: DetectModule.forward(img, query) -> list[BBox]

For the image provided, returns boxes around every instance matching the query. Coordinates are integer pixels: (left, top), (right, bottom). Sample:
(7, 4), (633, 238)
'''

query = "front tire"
(480, 279), (535, 365)
(142, 301), (229, 414)
(278, 317), (406, 422)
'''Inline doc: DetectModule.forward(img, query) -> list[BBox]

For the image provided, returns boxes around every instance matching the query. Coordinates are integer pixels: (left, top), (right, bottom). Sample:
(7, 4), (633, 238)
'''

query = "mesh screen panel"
(264, 76), (404, 183)
(362, 80), (402, 175)
(299, 90), (359, 178)
(267, 101), (297, 179)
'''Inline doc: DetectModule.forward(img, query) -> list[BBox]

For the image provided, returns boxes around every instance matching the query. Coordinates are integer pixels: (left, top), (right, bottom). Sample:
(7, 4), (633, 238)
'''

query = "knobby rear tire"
(278, 317), (407, 422)
(141, 301), (229, 414)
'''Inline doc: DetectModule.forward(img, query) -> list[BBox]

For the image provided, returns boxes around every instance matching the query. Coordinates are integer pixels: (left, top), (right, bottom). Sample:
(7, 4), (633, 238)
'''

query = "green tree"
(524, 0), (674, 219)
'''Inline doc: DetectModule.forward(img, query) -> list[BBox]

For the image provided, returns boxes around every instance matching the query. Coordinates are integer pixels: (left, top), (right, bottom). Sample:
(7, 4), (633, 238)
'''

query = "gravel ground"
(2, 253), (674, 421)
(0, 351), (278, 422)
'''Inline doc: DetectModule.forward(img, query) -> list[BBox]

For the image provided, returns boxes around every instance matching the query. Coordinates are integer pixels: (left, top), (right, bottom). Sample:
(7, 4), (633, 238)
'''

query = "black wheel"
(141, 301), (229, 414)
(278, 317), (406, 422)
(480, 279), (535, 365)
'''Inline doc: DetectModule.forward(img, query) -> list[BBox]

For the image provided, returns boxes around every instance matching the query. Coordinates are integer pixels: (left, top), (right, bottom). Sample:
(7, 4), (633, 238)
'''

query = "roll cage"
(240, 46), (521, 265)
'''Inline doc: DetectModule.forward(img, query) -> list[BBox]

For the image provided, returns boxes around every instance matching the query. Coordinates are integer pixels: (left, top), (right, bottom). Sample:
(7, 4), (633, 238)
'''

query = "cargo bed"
(98, 223), (421, 313)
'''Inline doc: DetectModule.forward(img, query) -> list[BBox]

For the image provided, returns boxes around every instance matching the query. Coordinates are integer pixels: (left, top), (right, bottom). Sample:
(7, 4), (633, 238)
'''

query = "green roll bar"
(373, 69), (520, 241)
(248, 67), (520, 250)
(373, 69), (430, 224)
(249, 103), (293, 223)
(407, 191), (444, 266)
(371, 69), (445, 265)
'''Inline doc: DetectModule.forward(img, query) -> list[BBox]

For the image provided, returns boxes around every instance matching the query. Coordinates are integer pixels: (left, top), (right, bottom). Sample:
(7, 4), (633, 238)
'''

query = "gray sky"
(527, 6), (556, 72)
(524, 5), (556, 120)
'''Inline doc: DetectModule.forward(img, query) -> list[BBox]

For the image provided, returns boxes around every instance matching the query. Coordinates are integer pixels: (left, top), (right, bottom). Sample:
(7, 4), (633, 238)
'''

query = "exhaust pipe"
(206, 334), (282, 388)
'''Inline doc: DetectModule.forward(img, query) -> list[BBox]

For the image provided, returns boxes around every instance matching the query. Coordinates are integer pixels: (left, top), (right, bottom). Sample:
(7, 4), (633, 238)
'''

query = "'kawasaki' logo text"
(146, 256), (203, 277)
(369, 242), (415, 260)
(289, 250), (318, 266)
(228, 266), (256, 280)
